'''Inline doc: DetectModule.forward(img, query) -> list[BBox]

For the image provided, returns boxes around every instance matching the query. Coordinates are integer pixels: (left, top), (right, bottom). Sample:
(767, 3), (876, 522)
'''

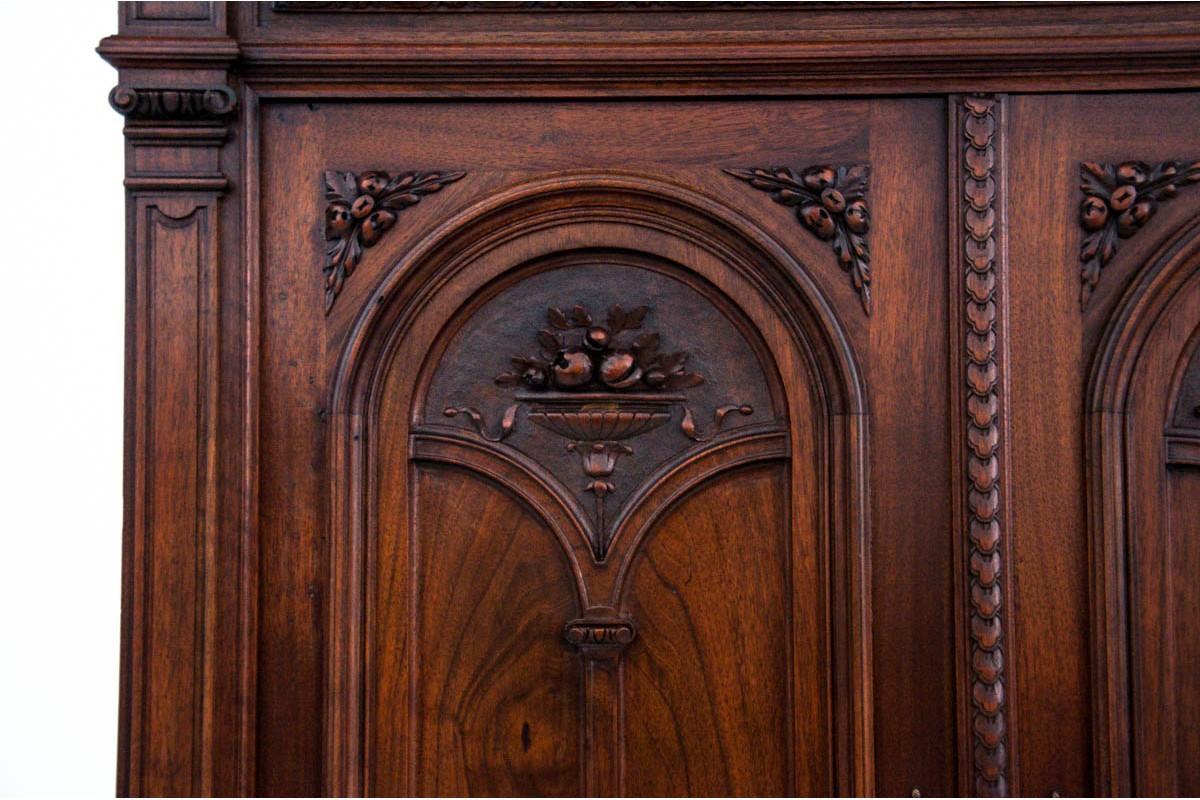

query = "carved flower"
(494, 303), (704, 392)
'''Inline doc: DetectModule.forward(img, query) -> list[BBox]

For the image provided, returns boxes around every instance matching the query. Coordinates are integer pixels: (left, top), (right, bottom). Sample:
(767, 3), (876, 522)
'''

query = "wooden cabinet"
(100, 3), (1200, 796)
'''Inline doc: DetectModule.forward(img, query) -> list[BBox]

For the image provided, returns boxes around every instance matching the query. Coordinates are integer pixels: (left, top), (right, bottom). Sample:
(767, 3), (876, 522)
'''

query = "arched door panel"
(1089, 225), (1200, 796)
(330, 179), (871, 796)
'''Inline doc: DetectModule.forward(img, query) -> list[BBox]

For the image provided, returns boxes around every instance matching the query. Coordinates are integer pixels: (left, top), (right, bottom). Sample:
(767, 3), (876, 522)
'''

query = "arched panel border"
(325, 172), (873, 796)
(1086, 216), (1200, 795)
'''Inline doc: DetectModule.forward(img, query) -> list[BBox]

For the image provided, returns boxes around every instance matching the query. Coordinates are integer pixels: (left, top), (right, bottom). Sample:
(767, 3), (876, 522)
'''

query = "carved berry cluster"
(323, 169), (464, 313)
(1079, 159), (1200, 308)
(495, 304), (704, 392)
(724, 164), (872, 313)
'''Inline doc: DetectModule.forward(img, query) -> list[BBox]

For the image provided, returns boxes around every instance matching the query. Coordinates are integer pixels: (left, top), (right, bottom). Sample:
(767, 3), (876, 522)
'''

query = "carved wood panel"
(102, 5), (1200, 797)
(1088, 224), (1200, 795)
(325, 178), (871, 795)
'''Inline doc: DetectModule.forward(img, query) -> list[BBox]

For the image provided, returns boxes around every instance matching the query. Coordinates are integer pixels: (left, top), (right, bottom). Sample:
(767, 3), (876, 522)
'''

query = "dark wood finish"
(100, 3), (1200, 796)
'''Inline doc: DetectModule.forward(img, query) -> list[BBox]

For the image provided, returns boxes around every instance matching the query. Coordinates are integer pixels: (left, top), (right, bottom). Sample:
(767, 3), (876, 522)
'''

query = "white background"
(0, 3), (125, 795)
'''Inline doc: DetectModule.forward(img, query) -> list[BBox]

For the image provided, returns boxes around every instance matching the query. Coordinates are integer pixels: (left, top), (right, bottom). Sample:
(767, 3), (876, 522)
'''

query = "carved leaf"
(606, 304), (626, 332)
(324, 170), (358, 203)
(547, 307), (571, 330)
(570, 304), (592, 326)
(666, 371), (704, 390)
(839, 164), (871, 198)
(537, 330), (561, 358)
(632, 332), (660, 367)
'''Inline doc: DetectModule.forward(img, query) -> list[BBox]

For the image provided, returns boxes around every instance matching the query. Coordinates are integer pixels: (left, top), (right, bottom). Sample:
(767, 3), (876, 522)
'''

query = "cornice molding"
(97, 4), (1200, 94)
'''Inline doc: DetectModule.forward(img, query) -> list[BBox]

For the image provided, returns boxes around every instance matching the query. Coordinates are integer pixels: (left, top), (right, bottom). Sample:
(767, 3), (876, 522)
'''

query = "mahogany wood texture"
(100, 2), (1200, 797)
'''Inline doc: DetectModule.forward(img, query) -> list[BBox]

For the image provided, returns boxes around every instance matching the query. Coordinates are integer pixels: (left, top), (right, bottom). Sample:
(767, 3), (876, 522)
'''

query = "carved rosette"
(323, 170), (465, 313)
(443, 302), (752, 560)
(961, 94), (1008, 798)
(1079, 159), (1200, 308)
(723, 164), (872, 314)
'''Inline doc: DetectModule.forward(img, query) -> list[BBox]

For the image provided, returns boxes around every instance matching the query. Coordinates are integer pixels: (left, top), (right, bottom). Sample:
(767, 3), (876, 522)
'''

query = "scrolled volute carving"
(564, 609), (636, 658)
(724, 164), (872, 314)
(1079, 159), (1200, 308)
(108, 86), (237, 120)
(324, 169), (465, 313)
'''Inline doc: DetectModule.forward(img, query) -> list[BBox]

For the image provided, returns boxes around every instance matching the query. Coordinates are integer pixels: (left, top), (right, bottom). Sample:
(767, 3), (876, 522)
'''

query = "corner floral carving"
(961, 94), (1008, 798)
(1079, 159), (1200, 308)
(443, 302), (752, 560)
(323, 169), (465, 313)
(723, 165), (872, 314)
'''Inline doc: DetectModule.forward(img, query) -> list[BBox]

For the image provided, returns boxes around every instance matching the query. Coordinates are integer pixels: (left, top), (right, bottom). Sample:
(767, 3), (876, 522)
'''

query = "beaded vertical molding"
(957, 94), (1012, 797)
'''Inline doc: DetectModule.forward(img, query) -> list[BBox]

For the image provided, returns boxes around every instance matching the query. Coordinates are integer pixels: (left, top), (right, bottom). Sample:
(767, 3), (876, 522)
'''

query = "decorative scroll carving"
(443, 302), (752, 560)
(723, 165), (872, 314)
(960, 94), (1009, 798)
(108, 86), (237, 120)
(1079, 159), (1200, 308)
(442, 404), (519, 442)
(323, 170), (465, 313)
(681, 403), (755, 442)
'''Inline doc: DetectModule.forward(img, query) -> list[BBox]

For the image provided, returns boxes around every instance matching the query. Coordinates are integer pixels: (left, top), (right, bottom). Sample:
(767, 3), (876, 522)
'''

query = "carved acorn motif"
(356, 171), (389, 196)
(799, 204), (838, 240)
(325, 202), (353, 238)
(1079, 196), (1108, 231)
(821, 187), (847, 213)
(350, 193), (376, 218)
(802, 165), (837, 189)
(359, 210), (397, 245)
(845, 199), (870, 233)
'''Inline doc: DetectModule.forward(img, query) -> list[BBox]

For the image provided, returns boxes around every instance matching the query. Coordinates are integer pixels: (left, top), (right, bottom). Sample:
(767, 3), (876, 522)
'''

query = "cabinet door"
(327, 186), (871, 796)
(1090, 235), (1200, 796)
(1125, 269), (1200, 795)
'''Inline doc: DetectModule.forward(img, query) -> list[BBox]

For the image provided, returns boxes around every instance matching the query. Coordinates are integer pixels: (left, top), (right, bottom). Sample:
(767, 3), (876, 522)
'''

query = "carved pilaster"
(952, 94), (1015, 797)
(104, 18), (245, 792)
